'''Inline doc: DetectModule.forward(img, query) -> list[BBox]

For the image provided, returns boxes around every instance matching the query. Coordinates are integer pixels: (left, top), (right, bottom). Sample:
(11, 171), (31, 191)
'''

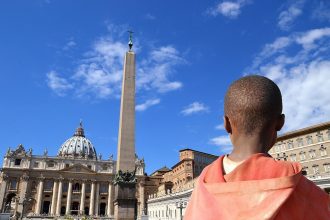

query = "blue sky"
(1, 0), (330, 174)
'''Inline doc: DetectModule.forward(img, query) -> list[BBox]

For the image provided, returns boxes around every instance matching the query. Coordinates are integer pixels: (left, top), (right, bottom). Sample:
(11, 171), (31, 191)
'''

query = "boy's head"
(224, 75), (284, 139)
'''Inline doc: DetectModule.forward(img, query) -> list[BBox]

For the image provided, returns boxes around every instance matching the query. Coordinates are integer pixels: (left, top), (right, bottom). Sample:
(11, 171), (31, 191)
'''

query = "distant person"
(184, 75), (330, 220)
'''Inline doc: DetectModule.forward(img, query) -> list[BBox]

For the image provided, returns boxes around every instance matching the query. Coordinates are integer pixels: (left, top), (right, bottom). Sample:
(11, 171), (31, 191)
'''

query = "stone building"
(147, 149), (217, 220)
(269, 121), (330, 192)
(0, 123), (146, 219)
(147, 121), (330, 220)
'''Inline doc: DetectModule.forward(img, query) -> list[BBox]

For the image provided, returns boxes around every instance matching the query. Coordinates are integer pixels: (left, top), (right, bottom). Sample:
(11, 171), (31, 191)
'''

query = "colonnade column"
(94, 183), (100, 215)
(80, 181), (86, 215)
(0, 174), (8, 212)
(89, 181), (96, 216)
(56, 178), (63, 215)
(65, 180), (73, 215)
(17, 174), (29, 215)
(35, 177), (44, 214)
(50, 180), (58, 215)
(107, 182), (113, 216)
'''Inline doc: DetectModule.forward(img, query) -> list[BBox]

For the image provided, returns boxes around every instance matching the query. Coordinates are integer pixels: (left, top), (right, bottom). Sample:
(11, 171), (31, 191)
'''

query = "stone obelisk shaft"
(116, 51), (136, 172)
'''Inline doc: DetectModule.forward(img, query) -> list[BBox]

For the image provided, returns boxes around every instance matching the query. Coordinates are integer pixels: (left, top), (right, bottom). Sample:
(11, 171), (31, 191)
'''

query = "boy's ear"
(276, 114), (285, 131)
(223, 116), (232, 134)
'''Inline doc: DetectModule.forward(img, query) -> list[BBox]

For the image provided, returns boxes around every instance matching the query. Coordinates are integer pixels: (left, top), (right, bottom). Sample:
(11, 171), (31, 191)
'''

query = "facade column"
(107, 182), (113, 216)
(140, 182), (145, 216)
(56, 178), (63, 215)
(94, 182), (100, 216)
(35, 177), (44, 214)
(17, 174), (29, 216)
(50, 180), (58, 215)
(80, 181), (86, 215)
(89, 181), (96, 216)
(0, 174), (8, 212)
(65, 180), (73, 215)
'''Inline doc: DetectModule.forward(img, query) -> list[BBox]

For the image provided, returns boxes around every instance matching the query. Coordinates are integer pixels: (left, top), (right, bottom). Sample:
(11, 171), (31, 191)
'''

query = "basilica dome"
(58, 122), (97, 160)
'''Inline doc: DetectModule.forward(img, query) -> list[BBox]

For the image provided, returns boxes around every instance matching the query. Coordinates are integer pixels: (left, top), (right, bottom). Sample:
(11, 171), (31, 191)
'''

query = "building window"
(320, 145), (327, 157)
(287, 141), (294, 149)
(302, 166), (309, 175)
(87, 165), (92, 169)
(297, 138), (303, 147)
(65, 164), (70, 168)
(280, 143), (286, 151)
(324, 163), (330, 173)
(282, 153), (288, 161)
(309, 149), (316, 159)
(14, 159), (21, 166)
(100, 183), (107, 193)
(299, 152), (306, 161)
(44, 180), (53, 191)
(306, 136), (313, 145)
(275, 145), (280, 152)
(10, 180), (17, 190)
(312, 165), (319, 174)
(317, 132), (324, 142)
(290, 154), (297, 162)
(34, 162), (39, 168)
(73, 183), (80, 192)
(47, 162), (55, 168)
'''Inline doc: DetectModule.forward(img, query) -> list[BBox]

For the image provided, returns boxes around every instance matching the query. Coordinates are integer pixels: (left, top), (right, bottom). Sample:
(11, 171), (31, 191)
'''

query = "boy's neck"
(228, 133), (271, 162)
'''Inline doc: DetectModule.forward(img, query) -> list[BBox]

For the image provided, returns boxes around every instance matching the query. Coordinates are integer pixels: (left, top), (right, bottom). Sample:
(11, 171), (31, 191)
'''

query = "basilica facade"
(0, 123), (146, 219)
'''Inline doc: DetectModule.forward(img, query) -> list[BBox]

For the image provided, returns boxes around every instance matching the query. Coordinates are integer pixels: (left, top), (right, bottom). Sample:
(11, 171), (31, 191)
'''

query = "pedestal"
(114, 182), (137, 220)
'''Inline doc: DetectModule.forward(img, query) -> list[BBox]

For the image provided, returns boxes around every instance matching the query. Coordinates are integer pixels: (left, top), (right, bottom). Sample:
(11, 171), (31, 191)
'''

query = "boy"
(184, 75), (330, 220)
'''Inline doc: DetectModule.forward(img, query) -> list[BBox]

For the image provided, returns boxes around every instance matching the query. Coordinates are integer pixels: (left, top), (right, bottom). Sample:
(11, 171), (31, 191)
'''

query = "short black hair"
(224, 75), (282, 135)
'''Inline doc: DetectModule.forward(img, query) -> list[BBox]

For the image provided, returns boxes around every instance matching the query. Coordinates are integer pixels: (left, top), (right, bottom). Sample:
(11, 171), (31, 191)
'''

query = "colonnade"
(34, 178), (115, 216)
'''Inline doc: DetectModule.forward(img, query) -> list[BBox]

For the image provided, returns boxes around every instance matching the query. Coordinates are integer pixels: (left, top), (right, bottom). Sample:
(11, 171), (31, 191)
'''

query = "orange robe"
(184, 153), (330, 220)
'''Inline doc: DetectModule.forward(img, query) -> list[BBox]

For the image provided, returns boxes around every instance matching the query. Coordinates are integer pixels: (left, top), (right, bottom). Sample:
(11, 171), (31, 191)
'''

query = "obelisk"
(114, 31), (137, 220)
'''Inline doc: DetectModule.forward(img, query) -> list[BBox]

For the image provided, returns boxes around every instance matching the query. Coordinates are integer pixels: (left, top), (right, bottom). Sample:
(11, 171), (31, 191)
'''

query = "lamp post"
(176, 200), (186, 220)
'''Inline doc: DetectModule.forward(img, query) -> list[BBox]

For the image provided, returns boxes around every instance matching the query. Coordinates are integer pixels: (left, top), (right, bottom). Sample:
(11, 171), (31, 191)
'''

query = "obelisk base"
(114, 182), (137, 220)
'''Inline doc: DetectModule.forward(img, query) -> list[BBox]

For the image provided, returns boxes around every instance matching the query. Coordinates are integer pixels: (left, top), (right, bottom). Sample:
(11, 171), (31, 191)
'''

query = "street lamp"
(176, 200), (186, 220)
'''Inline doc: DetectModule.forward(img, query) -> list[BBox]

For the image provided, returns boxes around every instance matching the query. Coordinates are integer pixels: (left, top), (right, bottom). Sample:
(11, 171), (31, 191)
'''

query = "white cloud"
(46, 25), (184, 99)
(137, 46), (184, 93)
(295, 27), (330, 49)
(207, 0), (250, 19)
(181, 102), (209, 116)
(215, 123), (225, 130)
(246, 27), (330, 132)
(46, 71), (73, 96)
(312, 2), (330, 22)
(209, 135), (233, 153)
(63, 40), (76, 50)
(278, 0), (305, 31)
(145, 13), (156, 20)
(136, 99), (160, 111)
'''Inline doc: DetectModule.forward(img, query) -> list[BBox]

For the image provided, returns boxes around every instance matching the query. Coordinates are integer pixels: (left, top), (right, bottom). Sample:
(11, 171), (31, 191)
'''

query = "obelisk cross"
(128, 30), (134, 51)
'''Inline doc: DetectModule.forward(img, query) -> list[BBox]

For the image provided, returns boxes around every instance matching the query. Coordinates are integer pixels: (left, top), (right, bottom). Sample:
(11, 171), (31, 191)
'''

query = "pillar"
(65, 180), (73, 215)
(89, 181), (95, 216)
(95, 182), (100, 215)
(0, 174), (8, 212)
(80, 181), (86, 215)
(17, 174), (29, 216)
(50, 180), (58, 215)
(107, 182), (113, 216)
(56, 179), (63, 215)
(35, 177), (44, 214)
